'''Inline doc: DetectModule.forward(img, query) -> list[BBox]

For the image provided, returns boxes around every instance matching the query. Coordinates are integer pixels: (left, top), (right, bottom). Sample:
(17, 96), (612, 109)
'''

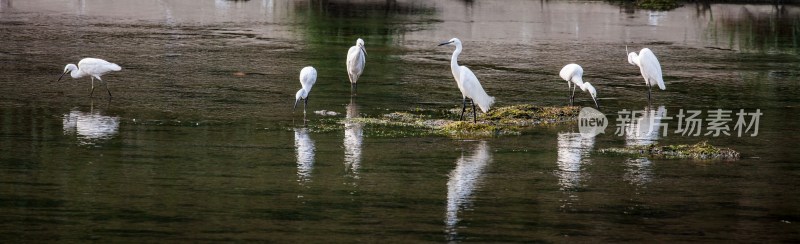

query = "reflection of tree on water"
(296, 0), (435, 41)
(0, 0), (10, 11)
(556, 132), (595, 191)
(62, 102), (119, 146)
(623, 105), (665, 185)
(294, 128), (315, 186)
(708, 4), (800, 53)
(445, 141), (491, 241)
(344, 98), (363, 181)
(295, 1), (437, 93)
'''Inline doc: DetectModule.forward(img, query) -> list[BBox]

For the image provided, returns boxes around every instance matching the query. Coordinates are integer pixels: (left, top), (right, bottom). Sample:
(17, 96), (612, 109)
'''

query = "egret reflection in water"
(343, 99), (363, 180)
(556, 132), (595, 191)
(625, 105), (667, 146)
(62, 105), (119, 145)
(294, 128), (315, 185)
(623, 105), (666, 185)
(445, 141), (492, 240)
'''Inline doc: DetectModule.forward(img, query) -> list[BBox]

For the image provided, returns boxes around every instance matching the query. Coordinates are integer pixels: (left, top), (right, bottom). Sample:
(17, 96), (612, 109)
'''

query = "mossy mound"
(480, 104), (580, 126)
(439, 121), (510, 138)
(343, 105), (580, 138)
(600, 141), (740, 160)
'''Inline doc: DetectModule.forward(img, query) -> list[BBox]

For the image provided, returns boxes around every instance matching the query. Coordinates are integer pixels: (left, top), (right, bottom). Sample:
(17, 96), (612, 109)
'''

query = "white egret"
(438, 38), (495, 123)
(58, 58), (122, 97)
(559, 63), (599, 108)
(346, 38), (366, 95)
(626, 47), (665, 102)
(294, 66), (317, 114)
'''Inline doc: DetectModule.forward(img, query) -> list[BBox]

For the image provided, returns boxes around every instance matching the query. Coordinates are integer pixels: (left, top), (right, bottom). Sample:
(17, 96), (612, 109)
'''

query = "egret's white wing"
(638, 48), (665, 90)
(299, 66), (317, 92)
(346, 46), (365, 83)
(78, 58), (121, 79)
(459, 66), (481, 97)
(559, 63), (584, 88)
(459, 66), (494, 112)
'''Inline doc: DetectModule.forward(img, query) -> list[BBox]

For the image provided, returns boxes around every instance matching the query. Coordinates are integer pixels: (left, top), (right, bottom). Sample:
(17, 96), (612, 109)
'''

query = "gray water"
(1, 0), (799, 242)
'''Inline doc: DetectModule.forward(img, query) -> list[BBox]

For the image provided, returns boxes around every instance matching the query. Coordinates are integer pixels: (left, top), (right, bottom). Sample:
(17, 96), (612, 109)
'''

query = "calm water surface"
(1, 0), (799, 242)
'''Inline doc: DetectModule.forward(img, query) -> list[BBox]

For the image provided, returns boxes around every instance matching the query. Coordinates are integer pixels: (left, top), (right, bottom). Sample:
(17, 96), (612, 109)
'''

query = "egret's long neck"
(70, 68), (87, 79)
(450, 45), (462, 81)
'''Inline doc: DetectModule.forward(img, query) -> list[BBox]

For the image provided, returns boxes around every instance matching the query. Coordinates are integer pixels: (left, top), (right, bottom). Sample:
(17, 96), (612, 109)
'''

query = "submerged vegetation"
(300, 108), (741, 160)
(305, 105), (580, 138)
(600, 141), (741, 160)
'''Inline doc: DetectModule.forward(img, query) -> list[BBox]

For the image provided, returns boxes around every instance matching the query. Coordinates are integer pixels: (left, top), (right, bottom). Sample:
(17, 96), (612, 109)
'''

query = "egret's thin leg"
(460, 98), (467, 121)
(304, 97), (309, 114)
(354, 82), (358, 96)
(89, 77), (96, 97)
(304, 98), (310, 121)
(471, 99), (477, 123)
(647, 82), (652, 102)
(567, 83), (572, 105)
(104, 81), (112, 97)
(571, 84), (577, 106)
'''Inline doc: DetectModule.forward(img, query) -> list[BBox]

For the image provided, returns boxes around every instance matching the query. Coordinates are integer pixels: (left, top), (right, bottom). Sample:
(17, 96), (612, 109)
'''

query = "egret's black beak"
(293, 99), (300, 110)
(438, 41), (452, 46)
(57, 70), (68, 82)
(360, 46), (367, 57)
(593, 97), (600, 109)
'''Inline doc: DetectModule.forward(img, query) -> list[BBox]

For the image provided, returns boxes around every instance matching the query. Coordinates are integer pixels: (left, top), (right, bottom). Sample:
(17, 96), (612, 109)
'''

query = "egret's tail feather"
(649, 79), (666, 90)
(472, 92), (495, 113)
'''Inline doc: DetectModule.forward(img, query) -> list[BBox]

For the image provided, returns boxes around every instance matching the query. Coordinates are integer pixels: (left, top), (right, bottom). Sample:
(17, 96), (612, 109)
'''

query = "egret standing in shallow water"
(559, 63), (599, 108)
(346, 38), (366, 95)
(58, 58), (122, 97)
(438, 38), (495, 123)
(627, 47), (665, 102)
(294, 66), (317, 115)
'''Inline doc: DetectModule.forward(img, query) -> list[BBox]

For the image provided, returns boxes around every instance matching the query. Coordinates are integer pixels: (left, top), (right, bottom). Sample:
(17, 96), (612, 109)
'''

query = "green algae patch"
(480, 105), (580, 126)
(439, 121), (512, 138)
(341, 105), (579, 138)
(308, 118), (345, 133)
(600, 141), (741, 160)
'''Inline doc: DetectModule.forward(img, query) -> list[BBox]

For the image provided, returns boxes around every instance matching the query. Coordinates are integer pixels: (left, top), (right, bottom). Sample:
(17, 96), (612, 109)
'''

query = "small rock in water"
(314, 110), (340, 116)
